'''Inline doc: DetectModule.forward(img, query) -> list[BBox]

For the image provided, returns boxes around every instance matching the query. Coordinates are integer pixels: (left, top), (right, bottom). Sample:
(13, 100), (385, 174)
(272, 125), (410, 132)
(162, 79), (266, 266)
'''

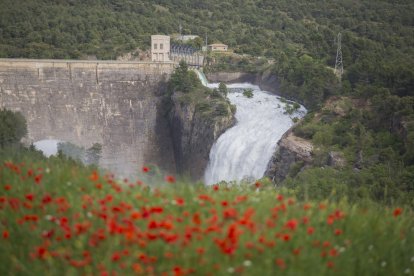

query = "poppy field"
(1, 157), (413, 276)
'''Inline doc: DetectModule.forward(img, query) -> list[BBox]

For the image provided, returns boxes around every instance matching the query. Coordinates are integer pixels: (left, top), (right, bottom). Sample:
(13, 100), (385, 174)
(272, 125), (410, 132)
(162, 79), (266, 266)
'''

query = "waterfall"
(196, 73), (306, 185)
(194, 69), (209, 87)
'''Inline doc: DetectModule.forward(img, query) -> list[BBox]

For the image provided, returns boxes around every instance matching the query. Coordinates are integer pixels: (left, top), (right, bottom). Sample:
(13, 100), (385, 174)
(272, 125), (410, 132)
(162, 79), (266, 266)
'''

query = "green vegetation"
(218, 82), (228, 97)
(57, 142), (102, 166)
(285, 95), (414, 207)
(0, 109), (27, 148)
(283, 101), (301, 115)
(169, 61), (235, 119)
(1, 152), (413, 275)
(243, 88), (254, 98)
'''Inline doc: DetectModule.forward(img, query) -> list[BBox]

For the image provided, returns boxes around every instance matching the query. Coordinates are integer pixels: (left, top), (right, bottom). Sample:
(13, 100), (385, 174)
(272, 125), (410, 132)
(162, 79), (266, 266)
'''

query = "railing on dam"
(0, 58), (177, 75)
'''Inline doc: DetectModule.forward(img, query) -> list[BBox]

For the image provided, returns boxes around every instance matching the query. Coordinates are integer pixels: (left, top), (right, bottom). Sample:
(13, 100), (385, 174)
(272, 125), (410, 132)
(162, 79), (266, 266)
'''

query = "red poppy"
(112, 252), (121, 262)
(4, 184), (11, 191)
(165, 175), (176, 183)
(334, 229), (343, 236)
(307, 227), (315, 235)
(282, 234), (291, 242)
(329, 248), (338, 257)
(34, 174), (43, 184)
(193, 213), (201, 225)
(285, 219), (298, 231)
(275, 258), (286, 269)
(303, 203), (312, 210)
(327, 261), (335, 269)
(175, 197), (185, 206)
(293, 248), (301, 256)
(3, 230), (9, 239)
(393, 208), (403, 217)
(142, 166), (150, 173)
(25, 194), (34, 201)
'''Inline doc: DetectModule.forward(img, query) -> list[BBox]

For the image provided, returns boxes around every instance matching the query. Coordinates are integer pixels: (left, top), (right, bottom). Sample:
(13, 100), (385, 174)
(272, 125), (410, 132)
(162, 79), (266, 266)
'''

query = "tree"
(0, 109), (27, 147)
(85, 143), (102, 165)
(57, 142), (84, 162)
(169, 60), (200, 93)
(218, 82), (228, 97)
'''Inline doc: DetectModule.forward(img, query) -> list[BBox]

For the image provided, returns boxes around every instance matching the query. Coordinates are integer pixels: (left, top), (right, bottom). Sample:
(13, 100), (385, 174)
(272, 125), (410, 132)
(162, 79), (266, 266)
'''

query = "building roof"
(208, 43), (228, 47)
(151, 35), (170, 39)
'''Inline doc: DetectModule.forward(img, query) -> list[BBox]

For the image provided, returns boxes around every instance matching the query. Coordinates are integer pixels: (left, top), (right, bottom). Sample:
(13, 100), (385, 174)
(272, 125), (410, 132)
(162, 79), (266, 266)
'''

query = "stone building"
(208, 43), (228, 52)
(151, 35), (170, 62)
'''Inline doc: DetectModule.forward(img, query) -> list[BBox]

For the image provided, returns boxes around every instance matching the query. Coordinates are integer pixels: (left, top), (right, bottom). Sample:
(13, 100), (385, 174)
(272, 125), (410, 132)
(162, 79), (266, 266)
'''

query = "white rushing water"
(203, 81), (306, 185)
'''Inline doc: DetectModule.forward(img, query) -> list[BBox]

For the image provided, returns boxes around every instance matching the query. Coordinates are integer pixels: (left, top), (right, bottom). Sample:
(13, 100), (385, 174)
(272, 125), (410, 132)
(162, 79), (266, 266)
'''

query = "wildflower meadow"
(1, 156), (413, 276)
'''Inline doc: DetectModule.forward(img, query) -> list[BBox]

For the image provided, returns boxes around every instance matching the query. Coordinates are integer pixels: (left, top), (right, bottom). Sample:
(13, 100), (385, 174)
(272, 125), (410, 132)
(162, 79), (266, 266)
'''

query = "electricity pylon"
(334, 32), (343, 80)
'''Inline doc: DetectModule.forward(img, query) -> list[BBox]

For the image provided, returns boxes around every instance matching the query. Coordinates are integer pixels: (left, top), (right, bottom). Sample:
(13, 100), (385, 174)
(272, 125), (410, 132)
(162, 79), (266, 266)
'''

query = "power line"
(334, 32), (343, 80)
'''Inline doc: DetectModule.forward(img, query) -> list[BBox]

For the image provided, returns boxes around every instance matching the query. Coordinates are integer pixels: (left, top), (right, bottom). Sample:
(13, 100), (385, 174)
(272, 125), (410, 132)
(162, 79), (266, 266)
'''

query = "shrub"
(0, 108), (27, 147)
(243, 88), (253, 98)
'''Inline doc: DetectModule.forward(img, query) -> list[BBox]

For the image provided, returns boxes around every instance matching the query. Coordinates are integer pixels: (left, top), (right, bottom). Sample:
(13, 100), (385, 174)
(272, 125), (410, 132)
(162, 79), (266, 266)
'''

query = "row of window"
(153, 43), (165, 50)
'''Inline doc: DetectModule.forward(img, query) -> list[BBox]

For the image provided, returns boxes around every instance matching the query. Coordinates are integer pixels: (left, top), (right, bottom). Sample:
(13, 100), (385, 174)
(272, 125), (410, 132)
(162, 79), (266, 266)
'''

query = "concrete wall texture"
(0, 59), (177, 177)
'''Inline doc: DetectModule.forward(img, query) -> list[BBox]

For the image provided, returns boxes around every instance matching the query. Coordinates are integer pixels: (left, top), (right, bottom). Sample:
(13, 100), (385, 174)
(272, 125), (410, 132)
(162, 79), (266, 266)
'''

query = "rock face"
(168, 93), (235, 180)
(0, 59), (176, 177)
(327, 151), (346, 168)
(265, 131), (313, 182)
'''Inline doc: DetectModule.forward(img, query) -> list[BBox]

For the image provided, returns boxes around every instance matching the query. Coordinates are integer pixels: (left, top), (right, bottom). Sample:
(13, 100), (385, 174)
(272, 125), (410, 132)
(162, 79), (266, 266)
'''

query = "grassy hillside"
(1, 151), (413, 275)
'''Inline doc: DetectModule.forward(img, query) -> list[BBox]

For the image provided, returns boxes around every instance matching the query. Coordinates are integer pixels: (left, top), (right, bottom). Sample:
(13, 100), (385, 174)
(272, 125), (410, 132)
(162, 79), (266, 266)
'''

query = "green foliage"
(1, 150), (414, 275)
(213, 102), (230, 117)
(0, 108), (27, 148)
(168, 62), (233, 121)
(57, 142), (102, 166)
(283, 102), (301, 115)
(85, 143), (102, 166)
(57, 142), (84, 162)
(243, 88), (253, 98)
(169, 61), (201, 93)
(218, 82), (227, 97)
(286, 165), (414, 207)
(289, 94), (414, 206)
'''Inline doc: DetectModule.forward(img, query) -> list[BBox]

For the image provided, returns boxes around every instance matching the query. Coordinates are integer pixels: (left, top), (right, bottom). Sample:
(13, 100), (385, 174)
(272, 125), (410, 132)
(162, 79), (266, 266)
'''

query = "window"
(160, 43), (163, 50)
(154, 43), (157, 49)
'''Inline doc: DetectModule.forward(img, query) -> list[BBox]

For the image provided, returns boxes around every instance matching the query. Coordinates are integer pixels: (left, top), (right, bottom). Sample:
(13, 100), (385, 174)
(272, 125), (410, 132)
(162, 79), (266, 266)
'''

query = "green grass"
(0, 152), (413, 275)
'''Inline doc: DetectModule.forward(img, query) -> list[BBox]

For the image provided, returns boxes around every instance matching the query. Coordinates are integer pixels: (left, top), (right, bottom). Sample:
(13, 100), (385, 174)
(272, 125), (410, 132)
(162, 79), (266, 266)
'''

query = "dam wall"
(0, 59), (176, 177)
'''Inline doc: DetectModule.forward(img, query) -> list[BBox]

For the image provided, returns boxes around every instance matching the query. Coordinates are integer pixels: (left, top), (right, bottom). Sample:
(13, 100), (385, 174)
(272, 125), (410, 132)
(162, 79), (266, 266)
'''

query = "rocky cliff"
(168, 91), (235, 181)
(265, 131), (313, 182)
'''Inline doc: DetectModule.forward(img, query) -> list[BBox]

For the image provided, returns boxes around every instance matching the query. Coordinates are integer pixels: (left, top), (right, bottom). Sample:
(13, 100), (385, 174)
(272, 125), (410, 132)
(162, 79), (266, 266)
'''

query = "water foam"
(203, 82), (305, 185)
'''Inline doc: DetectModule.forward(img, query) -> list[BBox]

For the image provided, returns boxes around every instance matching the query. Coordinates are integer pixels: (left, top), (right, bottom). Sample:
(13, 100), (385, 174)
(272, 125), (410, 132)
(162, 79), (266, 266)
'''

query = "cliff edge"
(167, 63), (235, 180)
(265, 131), (313, 182)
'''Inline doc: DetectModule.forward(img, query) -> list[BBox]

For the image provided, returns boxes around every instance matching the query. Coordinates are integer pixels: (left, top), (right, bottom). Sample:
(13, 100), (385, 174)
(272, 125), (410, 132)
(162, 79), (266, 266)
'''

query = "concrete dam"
(0, 59), (177, 177)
